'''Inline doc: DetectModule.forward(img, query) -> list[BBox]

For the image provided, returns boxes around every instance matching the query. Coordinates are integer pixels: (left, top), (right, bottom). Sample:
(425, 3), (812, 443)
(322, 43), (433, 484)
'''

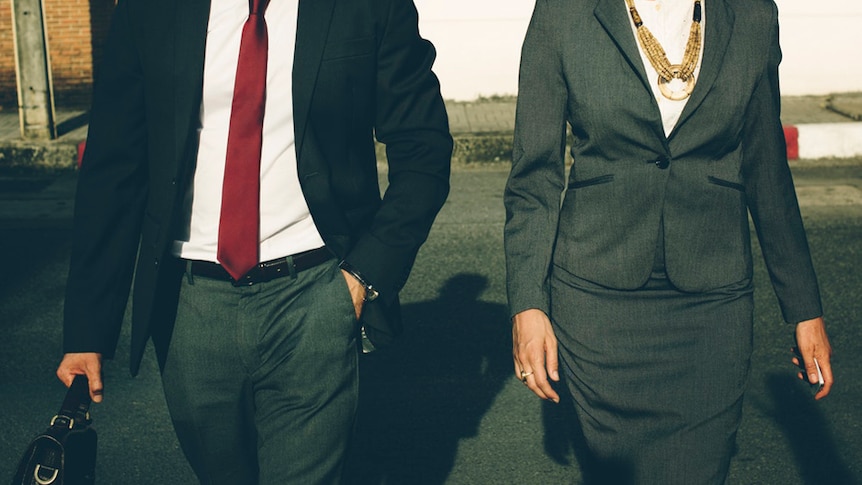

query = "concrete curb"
(0, 140), (78, 173)
(444, 124), (862, 165)
(786, 123), (862, 160)
(5, 124), (860, 174)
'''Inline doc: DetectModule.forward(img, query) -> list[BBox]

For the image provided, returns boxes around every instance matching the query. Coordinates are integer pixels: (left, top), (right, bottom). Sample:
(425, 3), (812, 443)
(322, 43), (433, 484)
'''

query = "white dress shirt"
(174, 0), (325, 263)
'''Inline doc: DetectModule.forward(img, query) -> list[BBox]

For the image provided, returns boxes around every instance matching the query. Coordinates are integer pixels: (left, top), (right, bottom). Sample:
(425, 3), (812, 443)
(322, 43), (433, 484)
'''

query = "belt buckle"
(233, 257), (294, 286)
(263, 257), (295, 279)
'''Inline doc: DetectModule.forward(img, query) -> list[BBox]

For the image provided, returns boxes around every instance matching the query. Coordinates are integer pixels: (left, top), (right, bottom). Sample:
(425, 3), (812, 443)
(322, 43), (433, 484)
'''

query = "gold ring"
(520, 370), (534, 382)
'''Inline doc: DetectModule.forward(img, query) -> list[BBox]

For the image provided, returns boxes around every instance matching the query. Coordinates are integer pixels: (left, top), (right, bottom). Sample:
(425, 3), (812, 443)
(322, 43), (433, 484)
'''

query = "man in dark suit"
(55, 0), (452, 482)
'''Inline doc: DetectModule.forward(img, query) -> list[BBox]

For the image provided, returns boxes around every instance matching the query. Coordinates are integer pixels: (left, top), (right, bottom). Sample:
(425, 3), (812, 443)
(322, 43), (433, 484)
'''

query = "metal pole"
(11, 0), (57, 140)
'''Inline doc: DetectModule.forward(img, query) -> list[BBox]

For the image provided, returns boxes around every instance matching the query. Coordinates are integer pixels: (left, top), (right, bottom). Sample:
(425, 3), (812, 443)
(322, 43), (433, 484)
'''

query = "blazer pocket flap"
(568, 174), (614, 189)
(707, 176), (745, 192)
(322, 36), (376, 61)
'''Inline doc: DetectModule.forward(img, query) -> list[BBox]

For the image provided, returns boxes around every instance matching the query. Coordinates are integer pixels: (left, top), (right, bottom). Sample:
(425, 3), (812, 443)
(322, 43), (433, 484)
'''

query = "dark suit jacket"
(504, 0), (821, 323)
(63, 0), (452, 375)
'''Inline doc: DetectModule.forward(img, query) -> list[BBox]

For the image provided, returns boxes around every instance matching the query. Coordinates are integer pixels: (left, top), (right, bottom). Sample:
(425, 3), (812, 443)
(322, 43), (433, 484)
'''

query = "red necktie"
(218, 0), (270, 280)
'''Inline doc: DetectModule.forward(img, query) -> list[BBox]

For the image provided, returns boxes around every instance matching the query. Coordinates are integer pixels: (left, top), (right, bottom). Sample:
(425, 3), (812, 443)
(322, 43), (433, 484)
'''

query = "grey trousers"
(161, 260), (360, 485)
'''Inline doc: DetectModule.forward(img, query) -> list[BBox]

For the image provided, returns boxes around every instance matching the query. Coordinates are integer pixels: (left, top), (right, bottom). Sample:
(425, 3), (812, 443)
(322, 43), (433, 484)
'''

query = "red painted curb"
(77, 140), (86, 169)
(783, 125), (799, 160)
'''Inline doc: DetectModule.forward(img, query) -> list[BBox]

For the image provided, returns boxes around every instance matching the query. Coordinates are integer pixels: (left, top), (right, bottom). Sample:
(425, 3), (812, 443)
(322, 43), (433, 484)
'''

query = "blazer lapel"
(594, 0), (666, 144)
(293, 0), (337, 162)
(173, 0), (210, 173)
(672, 0), (735, 135)
(594, 0), (652, 97)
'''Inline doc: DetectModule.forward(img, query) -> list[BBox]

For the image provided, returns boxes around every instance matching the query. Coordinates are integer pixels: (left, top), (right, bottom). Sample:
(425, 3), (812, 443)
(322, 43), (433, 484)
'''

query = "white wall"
(415, 0), (862, 100)
(415, 0), (533, 100)
(777, 0), (862, 95)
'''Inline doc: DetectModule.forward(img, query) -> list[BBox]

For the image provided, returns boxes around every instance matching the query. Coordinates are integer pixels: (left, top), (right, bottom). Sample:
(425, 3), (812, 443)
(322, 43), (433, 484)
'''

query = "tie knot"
(249, 0), (268, 16)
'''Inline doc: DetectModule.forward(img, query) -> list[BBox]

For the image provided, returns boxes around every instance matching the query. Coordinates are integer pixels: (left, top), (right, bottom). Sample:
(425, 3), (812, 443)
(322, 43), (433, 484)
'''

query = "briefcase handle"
(51, 375), (92, 429)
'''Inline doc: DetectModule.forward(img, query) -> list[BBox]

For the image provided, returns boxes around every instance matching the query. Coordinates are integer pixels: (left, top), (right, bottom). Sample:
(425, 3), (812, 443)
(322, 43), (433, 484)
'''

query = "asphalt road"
(1, 162), (860, 484)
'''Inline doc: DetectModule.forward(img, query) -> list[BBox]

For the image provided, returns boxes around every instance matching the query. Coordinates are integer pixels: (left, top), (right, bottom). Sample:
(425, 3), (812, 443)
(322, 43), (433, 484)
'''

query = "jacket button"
(655, 157), (670, 169)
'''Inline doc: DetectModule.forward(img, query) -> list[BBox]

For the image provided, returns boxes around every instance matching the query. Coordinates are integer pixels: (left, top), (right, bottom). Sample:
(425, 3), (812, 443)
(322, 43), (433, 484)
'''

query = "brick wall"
(0, 1), (14, 110)
(0, 0), (115, 111)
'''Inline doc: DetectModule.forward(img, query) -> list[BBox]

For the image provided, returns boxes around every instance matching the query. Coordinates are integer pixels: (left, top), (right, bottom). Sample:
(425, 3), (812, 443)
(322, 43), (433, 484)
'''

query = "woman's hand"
(512, 308), (560, 403)
(793, 317), (833, 400)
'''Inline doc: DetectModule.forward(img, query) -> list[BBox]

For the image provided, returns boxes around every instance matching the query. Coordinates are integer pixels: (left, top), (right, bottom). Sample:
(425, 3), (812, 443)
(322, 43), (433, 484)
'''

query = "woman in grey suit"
(504, 0), (834, 482)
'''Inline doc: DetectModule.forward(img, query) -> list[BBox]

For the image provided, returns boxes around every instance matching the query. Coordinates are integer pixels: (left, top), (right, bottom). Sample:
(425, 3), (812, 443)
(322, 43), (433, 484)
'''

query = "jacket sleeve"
(742, 3), (822, 324)
(504, 0), (568, 318)
(63, 0), (148, 358)
(341, 0), (452, 301)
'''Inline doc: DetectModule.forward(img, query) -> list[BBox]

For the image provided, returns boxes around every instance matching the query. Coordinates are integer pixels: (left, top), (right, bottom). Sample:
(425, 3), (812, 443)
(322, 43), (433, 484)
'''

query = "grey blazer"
(504, 0), (821, 324)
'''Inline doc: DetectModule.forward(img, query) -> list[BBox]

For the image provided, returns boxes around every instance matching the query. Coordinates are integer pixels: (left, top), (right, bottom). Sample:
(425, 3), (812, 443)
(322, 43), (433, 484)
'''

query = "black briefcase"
(11, 375), (96, 485)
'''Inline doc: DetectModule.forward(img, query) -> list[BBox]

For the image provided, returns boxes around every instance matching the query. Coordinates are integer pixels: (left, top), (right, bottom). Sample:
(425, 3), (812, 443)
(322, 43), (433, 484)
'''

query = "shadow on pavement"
(347, 273), (511, 485)
(0, 227), (75, 479)
(56, 112), (89, 137)
(0, 228), (70, 304)
(763, 372), (855, 485)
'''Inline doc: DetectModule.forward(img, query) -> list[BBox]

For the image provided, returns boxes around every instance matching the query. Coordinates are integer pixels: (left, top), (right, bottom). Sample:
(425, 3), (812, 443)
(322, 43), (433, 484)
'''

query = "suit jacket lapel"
(293, 0), (337, 162)
(594, 0), (652, 98)
(673, 0), (734, 135)
(173, 0), (210, 174)
(594, 0), (666, 144)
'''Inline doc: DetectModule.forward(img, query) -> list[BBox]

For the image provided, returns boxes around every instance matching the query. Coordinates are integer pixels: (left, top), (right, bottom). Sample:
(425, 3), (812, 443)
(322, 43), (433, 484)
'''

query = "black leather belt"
(187, 247), (334, 286)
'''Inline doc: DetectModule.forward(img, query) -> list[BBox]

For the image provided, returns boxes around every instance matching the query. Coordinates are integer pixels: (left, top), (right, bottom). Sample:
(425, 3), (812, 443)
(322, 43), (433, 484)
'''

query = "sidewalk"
(0, 93), (861, 171)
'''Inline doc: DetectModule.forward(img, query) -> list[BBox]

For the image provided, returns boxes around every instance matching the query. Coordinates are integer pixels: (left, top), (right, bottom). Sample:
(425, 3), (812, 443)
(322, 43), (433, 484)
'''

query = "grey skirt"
(550, 264), (754, 485)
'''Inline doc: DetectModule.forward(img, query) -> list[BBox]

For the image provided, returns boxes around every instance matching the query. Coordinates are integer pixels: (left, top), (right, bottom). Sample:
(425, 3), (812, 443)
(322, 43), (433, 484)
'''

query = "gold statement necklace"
(625, 0), (703, 100)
